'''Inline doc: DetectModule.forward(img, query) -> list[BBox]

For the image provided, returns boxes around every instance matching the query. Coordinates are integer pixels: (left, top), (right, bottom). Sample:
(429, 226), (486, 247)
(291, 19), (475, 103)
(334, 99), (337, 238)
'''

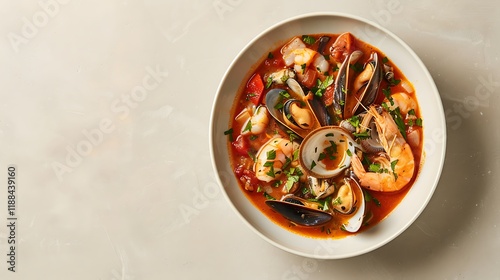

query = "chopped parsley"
(347, 115), (360, 128)
(415, 118), (423, 126)
(353, 131), (371, 140)
(383, 87), (394, 106)
(284, 167), (302, 192)
(391, 159), (399, 180)
(302, 35), (316, 45)
(312, 75), (334, 97)
(292, 149), (299, 161)
(263, 192), (275, 200)
(389, 78), (401, 86)
(266, 149), (276, 160)
(224, 128), (233, 141)
(349, 62), (363, 73)
(302, 187), (309, 195)
(265, 165), (275, 178)
(368, 162), (389, 174)
(318, 152), (326, 161)
(346, 149), (352, 157)
(388, 106), (407, 140)
(332, 196), (342, 206)
(265, 76), (273, 89)
(363, 189), (381, 207)
(267, 52), (274, 59)
(324, 140), (338, 160)
(301, 63), (306, 74)
(310, 160), (317, 170)
(247, 150), (256, 162)
(382, 56), (389, 64)
(242, 120), (252, 133)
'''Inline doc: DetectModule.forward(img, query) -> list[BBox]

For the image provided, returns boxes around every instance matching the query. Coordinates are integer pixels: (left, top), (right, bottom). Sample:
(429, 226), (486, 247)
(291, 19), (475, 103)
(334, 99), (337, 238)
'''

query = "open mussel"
(282, 99), (315, 130)
(265, 177), (365, 232)
(265, 79), (323, 138)
(265, 194), (332, 227)
(330, 51), (383, 122)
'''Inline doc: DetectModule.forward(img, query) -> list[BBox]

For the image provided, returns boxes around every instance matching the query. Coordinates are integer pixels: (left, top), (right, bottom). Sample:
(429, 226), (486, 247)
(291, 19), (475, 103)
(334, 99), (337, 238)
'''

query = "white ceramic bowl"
(209, 12), (446, 259)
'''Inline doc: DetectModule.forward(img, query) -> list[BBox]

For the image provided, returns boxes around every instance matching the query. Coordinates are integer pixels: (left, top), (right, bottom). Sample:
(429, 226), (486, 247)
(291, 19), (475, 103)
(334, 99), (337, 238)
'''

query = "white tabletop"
(1, 1), (499, 279)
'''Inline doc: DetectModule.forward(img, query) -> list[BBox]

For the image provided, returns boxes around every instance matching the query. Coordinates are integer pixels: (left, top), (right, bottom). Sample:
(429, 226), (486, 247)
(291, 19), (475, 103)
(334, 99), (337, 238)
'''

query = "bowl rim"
(209, 11), (446, 259)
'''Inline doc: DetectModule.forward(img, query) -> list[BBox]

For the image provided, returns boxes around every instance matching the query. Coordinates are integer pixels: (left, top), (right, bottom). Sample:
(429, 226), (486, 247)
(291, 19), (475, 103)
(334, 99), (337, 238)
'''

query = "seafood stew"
(224, 33), (423, 239)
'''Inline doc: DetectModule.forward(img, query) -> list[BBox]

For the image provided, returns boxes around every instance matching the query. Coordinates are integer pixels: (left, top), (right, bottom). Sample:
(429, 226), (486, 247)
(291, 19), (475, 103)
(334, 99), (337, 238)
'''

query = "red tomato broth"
(226, 33), (424, 239)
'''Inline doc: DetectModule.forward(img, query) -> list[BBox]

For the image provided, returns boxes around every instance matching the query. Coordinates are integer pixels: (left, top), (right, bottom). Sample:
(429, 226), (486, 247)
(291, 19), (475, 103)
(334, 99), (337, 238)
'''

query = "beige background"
(0, 0), (499, 279)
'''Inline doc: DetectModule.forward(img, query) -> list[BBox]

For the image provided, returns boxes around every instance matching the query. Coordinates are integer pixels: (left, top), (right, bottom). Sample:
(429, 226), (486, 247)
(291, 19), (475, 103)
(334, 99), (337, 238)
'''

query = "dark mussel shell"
(265, 199), (332, 227)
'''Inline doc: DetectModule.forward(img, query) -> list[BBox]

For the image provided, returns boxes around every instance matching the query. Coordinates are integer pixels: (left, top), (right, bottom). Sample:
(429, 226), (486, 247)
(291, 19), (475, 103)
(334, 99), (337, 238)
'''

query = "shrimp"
(254, 137), (299, 182)
(240, 105), (269, 135)
(351, 106), (415, 192)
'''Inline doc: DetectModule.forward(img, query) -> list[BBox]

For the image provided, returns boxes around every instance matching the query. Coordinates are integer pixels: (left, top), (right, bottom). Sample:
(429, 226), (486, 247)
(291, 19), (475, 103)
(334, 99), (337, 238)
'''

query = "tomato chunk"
(232, 135), (249, 156)
(234, 164), (260, 190)
(246, 73), (265, 105)
(322, 85), (334, 106)
(331, 32), (354, 62)
(299, 68), (317, 88)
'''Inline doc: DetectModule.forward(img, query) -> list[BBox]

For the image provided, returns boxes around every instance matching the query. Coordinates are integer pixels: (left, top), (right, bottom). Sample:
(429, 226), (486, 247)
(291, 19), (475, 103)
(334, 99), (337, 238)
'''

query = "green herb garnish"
(266, 149), (276, 160)
(263, 192), (275, 200)
(301, 63), (306, 74)
(302, 35), (316, 44)
(224, 128), (233, 141)
(265, 76), (273, 89)
(350, 62), (363, 73)
(347, 115), (360, 128)
(310, 160), (317, 170)
(353, 131), (370, 140)
(312, 75), (334, 97)
(242, 120), (252, 133)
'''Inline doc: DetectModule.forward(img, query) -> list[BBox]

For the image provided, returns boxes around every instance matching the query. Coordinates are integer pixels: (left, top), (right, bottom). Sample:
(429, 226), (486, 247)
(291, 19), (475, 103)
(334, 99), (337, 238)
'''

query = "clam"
(308, 176), (335, 199)
(299, 126), (358, 178)
(265, 194), (332, 226)
(337, 177), (365, 232)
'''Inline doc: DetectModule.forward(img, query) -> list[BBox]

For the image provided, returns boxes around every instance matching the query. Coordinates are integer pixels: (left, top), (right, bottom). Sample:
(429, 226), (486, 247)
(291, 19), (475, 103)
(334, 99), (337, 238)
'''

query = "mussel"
(282, 99), (315, 130)
(265, 177), (365, 232)
(265, 79), (323, 138)
(330, 51), (383, 121)
(265, 194), (332, 227)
